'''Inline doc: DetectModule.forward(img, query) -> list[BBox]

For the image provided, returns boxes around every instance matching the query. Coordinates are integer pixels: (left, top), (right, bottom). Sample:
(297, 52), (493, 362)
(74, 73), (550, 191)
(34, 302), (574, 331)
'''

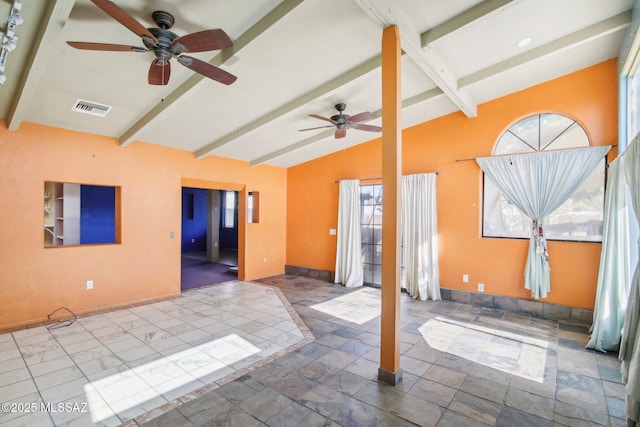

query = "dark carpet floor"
(181, 256), (238, 290)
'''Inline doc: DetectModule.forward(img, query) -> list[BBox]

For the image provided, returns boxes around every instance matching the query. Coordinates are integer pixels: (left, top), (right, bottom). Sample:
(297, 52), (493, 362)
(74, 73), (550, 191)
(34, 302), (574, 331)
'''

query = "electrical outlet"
(478, 283), (484, 293)
(263, 257), (267, 263)
(86, 280), (93, 290)
(462, 274), (469, 283)
(191, 238), (195, 243)
(329, 229), (337, 235)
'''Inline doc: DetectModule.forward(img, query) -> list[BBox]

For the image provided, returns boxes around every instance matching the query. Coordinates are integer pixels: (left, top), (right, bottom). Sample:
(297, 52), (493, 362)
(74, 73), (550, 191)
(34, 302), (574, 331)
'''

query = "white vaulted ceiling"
(0, 0), (632, 167)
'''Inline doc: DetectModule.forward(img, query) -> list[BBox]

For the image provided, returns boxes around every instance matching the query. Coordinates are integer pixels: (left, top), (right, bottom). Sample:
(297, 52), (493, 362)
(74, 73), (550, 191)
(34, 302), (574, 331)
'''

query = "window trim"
(481, 113), (605, 243)
(222, 190), (236, 229)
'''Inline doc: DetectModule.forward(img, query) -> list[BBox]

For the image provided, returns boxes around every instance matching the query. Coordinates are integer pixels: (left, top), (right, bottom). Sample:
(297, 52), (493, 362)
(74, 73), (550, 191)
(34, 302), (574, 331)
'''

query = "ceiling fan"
(66, 0), (236, 86)
(299, 103), (381, 139)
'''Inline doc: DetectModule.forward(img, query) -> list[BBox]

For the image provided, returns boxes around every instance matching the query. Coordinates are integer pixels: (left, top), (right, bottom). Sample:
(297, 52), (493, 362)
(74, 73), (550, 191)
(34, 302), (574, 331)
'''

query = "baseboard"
(283, 265), (592, 325)
(440, 287), (592, 324)
(285, 265), (335, 283)
(0, 291), (182, 333)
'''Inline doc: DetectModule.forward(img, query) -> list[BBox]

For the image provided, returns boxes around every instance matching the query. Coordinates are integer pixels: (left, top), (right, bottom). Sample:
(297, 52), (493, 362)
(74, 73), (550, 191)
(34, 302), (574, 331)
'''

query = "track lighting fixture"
(0, 0), (24, 85)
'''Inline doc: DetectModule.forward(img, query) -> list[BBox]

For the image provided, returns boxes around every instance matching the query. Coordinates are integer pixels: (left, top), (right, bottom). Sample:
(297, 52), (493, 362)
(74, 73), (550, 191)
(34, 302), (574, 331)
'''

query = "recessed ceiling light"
(517, 37), (532, 48)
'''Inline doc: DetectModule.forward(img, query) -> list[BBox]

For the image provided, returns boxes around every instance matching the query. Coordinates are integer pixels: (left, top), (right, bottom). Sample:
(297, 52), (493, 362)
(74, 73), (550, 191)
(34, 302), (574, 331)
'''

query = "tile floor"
(143, 276), (627, 427)
(0, 281), (311, 426)
(0, 276), (628, 426)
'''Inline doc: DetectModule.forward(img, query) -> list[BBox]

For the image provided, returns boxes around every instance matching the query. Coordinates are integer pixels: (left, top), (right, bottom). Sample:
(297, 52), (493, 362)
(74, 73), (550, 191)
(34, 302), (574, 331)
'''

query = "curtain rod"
(334, 172), (438, 183)
(456, 145), (617, 163)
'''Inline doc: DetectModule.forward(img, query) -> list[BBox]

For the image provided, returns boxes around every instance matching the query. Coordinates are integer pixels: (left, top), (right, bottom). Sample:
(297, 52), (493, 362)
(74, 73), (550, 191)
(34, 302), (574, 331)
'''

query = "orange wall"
(0, 122), (287, 329)
(287, 59), (618, 309)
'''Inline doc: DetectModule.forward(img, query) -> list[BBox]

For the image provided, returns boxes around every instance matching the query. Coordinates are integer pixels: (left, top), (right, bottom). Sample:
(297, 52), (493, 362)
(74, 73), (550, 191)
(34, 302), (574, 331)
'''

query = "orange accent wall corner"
(287, 59), (618, 310)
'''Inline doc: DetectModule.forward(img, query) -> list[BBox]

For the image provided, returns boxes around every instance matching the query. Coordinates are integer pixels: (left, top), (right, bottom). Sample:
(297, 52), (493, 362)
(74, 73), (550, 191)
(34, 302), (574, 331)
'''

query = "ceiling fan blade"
(67, 41), (147, 52)
(348, 111), (375, 123)
(335, 128), (347, 139)
(90, 0), (158, 44)
(148, 60), (171, 86)
(309, 114), (337, 124)
(350, 123), (382, 133)
(298, 125), (334, 131)
(176, 55), (237, 85)
(171, 29), (233, 54)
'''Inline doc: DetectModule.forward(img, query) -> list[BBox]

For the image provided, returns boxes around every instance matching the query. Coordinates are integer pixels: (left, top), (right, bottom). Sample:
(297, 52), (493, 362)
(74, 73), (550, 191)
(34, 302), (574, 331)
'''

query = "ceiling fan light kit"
(300, 103), (381, 139)
(66, 0), (236, 86)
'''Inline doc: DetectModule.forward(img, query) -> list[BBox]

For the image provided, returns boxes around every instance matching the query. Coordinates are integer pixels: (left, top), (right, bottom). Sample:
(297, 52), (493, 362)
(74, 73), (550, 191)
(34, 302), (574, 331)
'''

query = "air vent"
(71, 99), (112, 117)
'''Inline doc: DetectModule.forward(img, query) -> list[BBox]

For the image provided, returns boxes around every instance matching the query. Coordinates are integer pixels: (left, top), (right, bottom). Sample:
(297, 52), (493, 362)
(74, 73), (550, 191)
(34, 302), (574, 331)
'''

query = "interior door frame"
(181, 178), (246, 280)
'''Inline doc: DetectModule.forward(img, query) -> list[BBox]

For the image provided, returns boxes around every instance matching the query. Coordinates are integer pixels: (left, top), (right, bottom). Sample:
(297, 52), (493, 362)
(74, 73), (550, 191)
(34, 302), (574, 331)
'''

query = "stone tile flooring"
(143, 276), (627, 427)
(0, 276), (627, 426)
(0, 281), (310, 427)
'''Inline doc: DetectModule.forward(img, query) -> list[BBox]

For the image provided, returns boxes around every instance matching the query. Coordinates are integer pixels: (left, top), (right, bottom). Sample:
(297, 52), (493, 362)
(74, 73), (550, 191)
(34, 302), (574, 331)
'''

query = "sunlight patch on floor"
(310, 287), (381, 325)
(420, 317), (549, 383)
(85, 333), (260, 423)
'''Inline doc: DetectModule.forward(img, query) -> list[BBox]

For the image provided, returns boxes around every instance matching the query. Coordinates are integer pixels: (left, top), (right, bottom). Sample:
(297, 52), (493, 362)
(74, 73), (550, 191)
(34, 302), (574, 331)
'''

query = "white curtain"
(476, 145), (611, 299)
(587, 158), (632, 352)
(402, 173), (441, 301)
(334, 179), (363, 287)
(619, 135), (640, 425)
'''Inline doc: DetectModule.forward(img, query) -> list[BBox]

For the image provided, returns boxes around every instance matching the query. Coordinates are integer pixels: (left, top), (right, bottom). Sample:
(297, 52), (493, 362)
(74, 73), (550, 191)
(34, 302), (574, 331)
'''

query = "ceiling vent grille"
(71, 99), (112, 117)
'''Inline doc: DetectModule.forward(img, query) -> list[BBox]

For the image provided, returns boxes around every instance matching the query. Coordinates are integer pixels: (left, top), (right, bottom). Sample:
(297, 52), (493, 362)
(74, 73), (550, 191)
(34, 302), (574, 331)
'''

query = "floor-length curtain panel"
(476, 145), (611, 299)
(587, 158), (632, 352)
(619, 135), (640, 425)
(401, 173), (441, 301)
(334, 179), (363, 287)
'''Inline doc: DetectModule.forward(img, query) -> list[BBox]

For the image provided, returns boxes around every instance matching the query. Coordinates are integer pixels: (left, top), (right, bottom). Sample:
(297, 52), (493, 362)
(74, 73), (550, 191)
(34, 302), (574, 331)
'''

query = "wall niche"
(44, 182), (120, 247)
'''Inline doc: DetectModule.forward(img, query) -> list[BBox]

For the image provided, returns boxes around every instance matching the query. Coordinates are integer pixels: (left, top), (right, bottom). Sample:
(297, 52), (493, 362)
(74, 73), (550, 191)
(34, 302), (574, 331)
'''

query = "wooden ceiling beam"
(118, 0), (305, 147)
(6, 0), (77, 131)
(353, 0), (477, 118)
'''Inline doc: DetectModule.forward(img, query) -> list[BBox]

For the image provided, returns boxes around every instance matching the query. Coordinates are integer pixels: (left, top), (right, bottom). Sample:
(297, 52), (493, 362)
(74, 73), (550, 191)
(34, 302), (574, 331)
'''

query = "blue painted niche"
(80, 185), (116, 244)
(181, 187), (208, 252)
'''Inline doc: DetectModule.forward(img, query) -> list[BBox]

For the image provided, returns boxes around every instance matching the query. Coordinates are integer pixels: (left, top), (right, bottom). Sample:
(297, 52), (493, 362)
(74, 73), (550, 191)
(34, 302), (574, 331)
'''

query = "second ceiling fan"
(66, 0), (236, 86)
(300, 103), (381, 139)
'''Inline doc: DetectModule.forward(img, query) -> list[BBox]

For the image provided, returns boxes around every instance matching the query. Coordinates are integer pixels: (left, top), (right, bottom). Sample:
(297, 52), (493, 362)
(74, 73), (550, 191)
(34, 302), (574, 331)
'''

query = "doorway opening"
(181, 187), (239, 290)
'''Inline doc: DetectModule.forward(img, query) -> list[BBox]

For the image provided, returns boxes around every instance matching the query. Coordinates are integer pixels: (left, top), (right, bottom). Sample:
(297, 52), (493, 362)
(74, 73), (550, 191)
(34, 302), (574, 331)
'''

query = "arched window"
(483, 113), (605, 242)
